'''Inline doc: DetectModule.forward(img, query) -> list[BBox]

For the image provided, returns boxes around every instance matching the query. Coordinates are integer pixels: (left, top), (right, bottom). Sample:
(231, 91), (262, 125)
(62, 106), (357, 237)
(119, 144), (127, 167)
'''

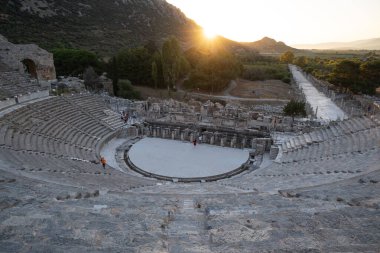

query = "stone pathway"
(100, 137), (128, 172)
(0, 96), (52, 117)
(290, 65), (347, 121)
(167, 198), (211, 252)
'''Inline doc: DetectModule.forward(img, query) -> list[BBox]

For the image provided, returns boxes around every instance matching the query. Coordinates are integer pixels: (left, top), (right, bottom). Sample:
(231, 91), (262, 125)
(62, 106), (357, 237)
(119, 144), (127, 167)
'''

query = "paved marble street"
(290, 65), (347, 121)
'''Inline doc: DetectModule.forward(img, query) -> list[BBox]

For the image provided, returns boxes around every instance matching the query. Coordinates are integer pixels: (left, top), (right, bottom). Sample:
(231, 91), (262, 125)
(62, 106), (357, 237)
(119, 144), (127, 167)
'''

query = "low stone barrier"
(0, 98), (16, 110)
(17, 90), (49, 103)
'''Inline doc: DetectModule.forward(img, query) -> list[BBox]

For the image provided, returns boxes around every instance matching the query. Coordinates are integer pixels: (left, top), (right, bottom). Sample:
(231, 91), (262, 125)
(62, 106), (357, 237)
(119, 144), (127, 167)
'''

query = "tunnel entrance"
(21, 59), (37, 79)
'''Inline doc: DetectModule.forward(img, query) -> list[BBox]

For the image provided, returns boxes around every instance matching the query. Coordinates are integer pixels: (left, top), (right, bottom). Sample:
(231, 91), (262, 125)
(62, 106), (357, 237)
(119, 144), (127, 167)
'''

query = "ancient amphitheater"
(0, 38), (380, 253)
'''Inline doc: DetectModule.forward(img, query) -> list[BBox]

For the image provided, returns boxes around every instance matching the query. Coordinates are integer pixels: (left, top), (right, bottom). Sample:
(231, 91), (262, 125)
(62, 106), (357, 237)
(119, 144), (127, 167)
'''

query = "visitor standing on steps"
(100, 156), (107, 171)
(193, 139), (197, 147)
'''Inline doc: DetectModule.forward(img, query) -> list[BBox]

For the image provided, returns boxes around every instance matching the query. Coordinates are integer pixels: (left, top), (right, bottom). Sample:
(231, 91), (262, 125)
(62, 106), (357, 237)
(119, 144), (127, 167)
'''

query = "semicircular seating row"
(0, 70), (41, 99)
(222, 116), (380, 192)
(0, 94), (155, 189)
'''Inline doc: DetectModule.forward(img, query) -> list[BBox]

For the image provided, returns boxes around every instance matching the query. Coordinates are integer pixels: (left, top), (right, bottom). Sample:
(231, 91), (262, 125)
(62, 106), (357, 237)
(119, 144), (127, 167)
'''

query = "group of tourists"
(121, 110), (129, 123)
(120, 110), (139, 124)
(192, 136), (202, 147)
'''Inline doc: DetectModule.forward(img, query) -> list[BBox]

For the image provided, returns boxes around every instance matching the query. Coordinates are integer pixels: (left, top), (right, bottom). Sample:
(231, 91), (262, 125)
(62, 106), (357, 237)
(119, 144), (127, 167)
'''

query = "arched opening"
(21, 59), (37, 79)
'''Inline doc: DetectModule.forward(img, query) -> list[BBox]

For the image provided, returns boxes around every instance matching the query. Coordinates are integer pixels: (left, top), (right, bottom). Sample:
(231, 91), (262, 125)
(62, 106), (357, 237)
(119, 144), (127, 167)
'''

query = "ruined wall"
(0, 34), (56, 81)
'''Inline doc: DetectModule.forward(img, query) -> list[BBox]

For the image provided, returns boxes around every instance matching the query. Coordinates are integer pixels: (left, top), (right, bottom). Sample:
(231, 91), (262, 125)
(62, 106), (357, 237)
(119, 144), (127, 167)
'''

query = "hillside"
(293, 38), (380, 50)
(242, 37), (298, 54)
(0, 0), (200, 56)
(0, 1), (297, 57)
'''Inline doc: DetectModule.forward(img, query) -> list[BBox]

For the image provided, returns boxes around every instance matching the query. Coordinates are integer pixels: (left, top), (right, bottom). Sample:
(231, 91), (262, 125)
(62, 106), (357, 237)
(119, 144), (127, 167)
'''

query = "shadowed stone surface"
(0, 94), (379, 252)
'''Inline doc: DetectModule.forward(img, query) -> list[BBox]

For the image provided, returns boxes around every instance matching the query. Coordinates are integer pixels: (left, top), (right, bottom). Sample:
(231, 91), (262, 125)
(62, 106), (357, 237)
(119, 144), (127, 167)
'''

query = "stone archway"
(21, 59), (38, 79)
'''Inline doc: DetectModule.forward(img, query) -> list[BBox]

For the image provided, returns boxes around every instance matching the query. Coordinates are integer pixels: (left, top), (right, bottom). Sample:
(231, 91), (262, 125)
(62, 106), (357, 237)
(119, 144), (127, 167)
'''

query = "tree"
(151, 52), (165, 89)
(117, 80), (141, 100)
(280, 51), (295, 64)
(116, 47), (152, 86)
(52, 48), (100, 76)
(184, 47), (241, 92)
(294, 56), (307, 68)
(83, 67), (102, 91)
(161, 37), (188, 90)
(152, 61), (158, 90)
(360, 60), (380, 94)
(283, 100), (307, 118)
(106, 56), (119, 96)
(330, 60), (360, 91)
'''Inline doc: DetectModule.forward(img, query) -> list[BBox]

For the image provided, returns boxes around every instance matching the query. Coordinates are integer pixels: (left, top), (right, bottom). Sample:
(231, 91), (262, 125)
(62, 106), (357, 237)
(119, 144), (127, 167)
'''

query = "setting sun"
(203, 28), (218, 39)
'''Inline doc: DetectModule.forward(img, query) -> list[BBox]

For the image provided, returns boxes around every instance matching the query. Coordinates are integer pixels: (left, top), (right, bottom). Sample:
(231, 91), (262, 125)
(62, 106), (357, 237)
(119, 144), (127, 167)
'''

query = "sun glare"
(167, 0), (380, 44)
(203, 28), (218, 39)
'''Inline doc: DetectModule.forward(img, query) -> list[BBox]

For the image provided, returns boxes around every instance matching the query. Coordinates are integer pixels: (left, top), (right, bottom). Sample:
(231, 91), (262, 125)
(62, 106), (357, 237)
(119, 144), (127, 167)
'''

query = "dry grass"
(132, 85), (186, 100)
(229, 79), (296, 99)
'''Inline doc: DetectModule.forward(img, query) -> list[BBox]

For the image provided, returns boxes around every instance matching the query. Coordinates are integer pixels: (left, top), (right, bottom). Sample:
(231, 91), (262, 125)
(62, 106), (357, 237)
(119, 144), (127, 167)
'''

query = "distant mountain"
(242, 37), (298, 54)
(0, 0), (200, 55)
(293, 38), (380, 50)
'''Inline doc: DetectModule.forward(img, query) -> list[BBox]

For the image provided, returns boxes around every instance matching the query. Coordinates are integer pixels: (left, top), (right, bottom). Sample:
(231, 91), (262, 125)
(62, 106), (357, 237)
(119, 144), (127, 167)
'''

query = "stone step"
(183, 199), (194, 210)
(285, 140), (292, 151)
(309, 131), (319, 143)
(329, 125), (339, 137)
(324, 127), (334, 139)
(320, 129), (329, 141)
(287, 138), (295, 150)
(292, 137), (300, 149)
(297, 135), (307, 147)
(335, 124), (345, 136)
(303, 133), (312, 144)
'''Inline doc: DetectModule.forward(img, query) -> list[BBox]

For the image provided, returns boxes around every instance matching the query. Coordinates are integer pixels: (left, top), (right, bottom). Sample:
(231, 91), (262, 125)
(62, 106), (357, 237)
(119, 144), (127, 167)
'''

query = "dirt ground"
(132, 85), (186, 100)
(132, 79), (297, 107)
(229, 79), (296, 99)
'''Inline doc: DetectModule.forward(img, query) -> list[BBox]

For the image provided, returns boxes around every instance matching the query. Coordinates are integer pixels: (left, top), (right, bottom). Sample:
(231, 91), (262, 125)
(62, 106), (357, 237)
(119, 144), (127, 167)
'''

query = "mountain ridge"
(0, 0), (201, 55)
(242, 37), (298, 53)
(0, 0), (295, 56)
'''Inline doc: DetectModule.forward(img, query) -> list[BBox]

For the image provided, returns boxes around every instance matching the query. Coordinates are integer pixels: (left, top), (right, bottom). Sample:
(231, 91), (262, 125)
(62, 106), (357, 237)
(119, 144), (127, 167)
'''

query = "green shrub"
(117, 80), (141, 100)
(242, 63), (289, 81)
(283, 100), (307, 117)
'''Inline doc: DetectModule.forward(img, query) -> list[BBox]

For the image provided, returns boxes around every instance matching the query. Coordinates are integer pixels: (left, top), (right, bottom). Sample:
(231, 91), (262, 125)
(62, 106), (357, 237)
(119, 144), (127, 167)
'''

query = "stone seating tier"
(281, 116), (378, 153)
(0, 71), (41, 98)
(0, 96), (121, 161)
(280, 127), (380, 163)
(225, 148), (380, 193)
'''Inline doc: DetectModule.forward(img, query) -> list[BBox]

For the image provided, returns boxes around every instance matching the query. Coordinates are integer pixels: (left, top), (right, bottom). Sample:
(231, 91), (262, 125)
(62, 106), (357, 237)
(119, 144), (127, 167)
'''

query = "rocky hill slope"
(0, 0), (200, 55)
(242, 37), (298, 54)
(0, 1), (297, 56)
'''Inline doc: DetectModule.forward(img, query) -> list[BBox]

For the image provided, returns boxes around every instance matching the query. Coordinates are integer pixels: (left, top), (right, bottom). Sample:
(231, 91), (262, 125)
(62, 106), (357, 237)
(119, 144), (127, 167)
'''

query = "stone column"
(162, 128), (166, 139)
(241, 137), (246, 149)
(171, 130), (175, 140)
(231, 135), (237, 148)
(180, 132), (184, 141)
(251, 139), (257, 149)
(210, 135), (215, 145)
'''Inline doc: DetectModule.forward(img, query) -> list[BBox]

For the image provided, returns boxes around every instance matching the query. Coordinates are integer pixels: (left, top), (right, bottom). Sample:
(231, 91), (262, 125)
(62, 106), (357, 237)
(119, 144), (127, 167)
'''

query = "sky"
(166, 0), (380, 45)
